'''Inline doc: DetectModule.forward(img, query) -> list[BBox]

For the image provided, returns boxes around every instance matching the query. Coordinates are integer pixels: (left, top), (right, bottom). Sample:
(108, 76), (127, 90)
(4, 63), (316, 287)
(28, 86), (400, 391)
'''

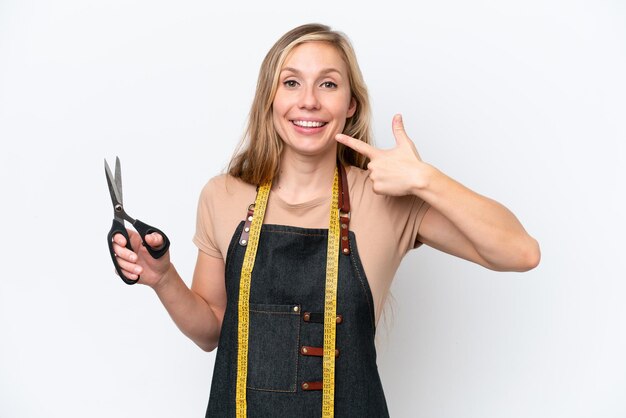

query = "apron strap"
(337, 162), (351, 255)
(238, 204), (255, 246)
(239, 162), (352, 256)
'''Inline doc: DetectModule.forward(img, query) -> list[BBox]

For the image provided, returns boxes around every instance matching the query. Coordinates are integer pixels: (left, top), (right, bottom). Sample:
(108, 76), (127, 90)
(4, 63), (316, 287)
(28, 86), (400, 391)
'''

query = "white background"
(1, 1), (625, 417)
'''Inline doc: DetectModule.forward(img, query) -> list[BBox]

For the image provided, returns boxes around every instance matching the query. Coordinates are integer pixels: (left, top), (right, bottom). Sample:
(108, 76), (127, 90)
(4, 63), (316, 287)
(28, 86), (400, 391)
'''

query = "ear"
(347, 97), (357, 118)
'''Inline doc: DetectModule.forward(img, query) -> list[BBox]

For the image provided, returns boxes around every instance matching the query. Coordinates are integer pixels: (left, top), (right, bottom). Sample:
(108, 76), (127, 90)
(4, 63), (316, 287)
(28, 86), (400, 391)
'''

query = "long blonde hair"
(228, 23), (373, 185)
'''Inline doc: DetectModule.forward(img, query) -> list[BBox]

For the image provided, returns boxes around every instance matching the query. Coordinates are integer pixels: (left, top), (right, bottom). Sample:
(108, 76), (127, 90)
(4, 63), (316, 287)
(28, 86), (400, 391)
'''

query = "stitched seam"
(294, 312), (301, 392)
(225, 222), (244, 271)
(349, 238), (376, 331)
(249, 310), (300, 315)
(247, 306), (300, 394)
(264, 230), (328, 238)
(246, 386), (297, 393)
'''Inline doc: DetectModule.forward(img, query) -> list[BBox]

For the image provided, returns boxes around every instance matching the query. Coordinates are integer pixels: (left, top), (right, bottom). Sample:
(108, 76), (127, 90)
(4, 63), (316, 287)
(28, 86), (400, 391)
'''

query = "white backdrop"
(1, 1), (625, 417)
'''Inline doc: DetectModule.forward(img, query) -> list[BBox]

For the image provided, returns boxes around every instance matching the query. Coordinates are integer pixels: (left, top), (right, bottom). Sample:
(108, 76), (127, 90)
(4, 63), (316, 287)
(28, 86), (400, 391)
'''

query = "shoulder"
(194, 174), (258, 259)
(345, 165), (373, 199)
(199, 173), (257, 203)
(346, 165), (413, 206)
(346, 164), (369, 185)
(196, 173), (258, 224)
(346, 164), (427, 228)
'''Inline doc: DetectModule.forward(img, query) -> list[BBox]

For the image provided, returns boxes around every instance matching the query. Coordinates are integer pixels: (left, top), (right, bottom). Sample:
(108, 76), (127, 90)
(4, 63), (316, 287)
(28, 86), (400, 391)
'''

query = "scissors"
(105, 156), (170, 285)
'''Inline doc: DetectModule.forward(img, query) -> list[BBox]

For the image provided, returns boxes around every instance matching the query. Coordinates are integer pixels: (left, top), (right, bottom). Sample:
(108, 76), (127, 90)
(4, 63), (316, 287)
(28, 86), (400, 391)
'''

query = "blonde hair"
(228, 23), (373, 185)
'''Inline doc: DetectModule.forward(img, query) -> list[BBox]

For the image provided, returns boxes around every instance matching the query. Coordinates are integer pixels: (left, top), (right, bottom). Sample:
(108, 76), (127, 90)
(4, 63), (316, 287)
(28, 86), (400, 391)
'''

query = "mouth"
(291, 120), (328, 128)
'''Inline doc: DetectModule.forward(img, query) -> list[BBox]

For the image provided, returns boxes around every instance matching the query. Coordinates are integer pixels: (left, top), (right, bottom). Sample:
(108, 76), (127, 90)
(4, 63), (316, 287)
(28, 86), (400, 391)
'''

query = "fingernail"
(134, 266), (142, 274)
(130, 254), (136, 262)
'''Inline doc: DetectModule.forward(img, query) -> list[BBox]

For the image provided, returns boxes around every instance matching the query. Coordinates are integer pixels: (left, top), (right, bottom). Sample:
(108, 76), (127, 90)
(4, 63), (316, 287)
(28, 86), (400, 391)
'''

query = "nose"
(298, 85), (320, 110)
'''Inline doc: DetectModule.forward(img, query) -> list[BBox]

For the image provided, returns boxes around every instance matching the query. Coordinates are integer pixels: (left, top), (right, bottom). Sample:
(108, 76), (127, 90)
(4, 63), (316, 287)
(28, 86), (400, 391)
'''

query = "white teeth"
(293, 120), (325, 128)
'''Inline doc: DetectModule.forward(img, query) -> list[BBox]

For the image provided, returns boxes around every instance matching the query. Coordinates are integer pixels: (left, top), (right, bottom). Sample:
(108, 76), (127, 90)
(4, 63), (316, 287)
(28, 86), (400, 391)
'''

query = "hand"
(336, 114), (428, 196)
(111, 230), (172, 287)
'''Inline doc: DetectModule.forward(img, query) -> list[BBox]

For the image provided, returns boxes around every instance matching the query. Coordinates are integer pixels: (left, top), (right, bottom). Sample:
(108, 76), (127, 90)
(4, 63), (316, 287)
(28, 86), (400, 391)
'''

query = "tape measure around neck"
(235, 181), (270, 417)
(322, 168), (340, 417)
(235, 169), (341, 418)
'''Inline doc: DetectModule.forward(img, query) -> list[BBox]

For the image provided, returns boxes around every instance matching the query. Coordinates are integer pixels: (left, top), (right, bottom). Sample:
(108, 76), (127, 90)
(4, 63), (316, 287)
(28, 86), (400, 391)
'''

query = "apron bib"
(206, 166), (390, 418)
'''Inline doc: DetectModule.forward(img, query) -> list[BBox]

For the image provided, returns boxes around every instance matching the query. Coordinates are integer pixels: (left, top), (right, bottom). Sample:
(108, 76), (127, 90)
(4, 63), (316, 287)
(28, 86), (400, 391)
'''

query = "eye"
(283, 79), (299, 88)
(321, 81), (338, 88)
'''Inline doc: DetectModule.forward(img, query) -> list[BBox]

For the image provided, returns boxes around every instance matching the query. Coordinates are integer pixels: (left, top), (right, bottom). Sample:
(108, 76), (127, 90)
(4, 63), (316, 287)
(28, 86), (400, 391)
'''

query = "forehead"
(281, 41), (348, 74)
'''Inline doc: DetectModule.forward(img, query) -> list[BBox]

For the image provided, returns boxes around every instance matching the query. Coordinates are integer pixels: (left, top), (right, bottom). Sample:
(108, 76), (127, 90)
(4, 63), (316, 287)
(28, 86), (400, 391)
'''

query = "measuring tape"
(322, 169), (340, 417)
(235, 169), (340, 418)
(236, 181), (271, 417)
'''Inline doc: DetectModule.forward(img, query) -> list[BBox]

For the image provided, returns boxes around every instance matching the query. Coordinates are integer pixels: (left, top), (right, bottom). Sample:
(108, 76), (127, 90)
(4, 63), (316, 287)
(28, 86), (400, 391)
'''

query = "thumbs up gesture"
(336, 114), (428, 196)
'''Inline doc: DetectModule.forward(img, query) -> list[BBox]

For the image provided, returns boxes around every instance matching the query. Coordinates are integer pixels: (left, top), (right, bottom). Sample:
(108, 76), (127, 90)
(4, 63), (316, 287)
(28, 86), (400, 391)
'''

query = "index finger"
(335, 134), (377, 158)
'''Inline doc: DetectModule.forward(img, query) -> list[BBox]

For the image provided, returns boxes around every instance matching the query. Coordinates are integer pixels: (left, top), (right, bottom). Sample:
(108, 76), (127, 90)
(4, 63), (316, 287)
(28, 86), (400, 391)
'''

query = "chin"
(287, 141), (336, 158)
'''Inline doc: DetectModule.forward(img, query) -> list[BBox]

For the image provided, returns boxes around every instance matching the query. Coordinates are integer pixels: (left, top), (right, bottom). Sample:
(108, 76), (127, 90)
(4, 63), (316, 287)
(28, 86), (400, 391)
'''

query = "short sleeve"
(412, 199), (431, 248)
(192, 179), (223, 259)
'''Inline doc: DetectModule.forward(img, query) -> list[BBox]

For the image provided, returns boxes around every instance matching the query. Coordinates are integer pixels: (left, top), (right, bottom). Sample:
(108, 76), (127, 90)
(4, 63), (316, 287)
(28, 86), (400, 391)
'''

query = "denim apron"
(206, 172), (390, 417)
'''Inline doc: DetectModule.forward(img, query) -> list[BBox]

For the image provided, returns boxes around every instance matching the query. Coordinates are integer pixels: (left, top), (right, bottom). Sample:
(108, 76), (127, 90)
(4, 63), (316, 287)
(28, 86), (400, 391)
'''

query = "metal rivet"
(342, 236), (348, 241)
(343, 248), (349, 254)
(302, 383), (309, 390)
(244, 227), (250, 232)
(247, 216), (253, 222)
(240, 240), (247, 245)
(303, 313), (310, 321)
(301, 347), (308, 354)
(336, 315), (343, 324)
(293, 306), (300, 313)
(341, 224), (347, 229)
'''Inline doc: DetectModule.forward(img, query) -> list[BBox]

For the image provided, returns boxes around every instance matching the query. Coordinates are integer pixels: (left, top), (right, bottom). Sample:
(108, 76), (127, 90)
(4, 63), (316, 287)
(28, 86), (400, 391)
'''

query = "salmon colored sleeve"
(192, 179), (224, 259)
(412, 199), (431, 248)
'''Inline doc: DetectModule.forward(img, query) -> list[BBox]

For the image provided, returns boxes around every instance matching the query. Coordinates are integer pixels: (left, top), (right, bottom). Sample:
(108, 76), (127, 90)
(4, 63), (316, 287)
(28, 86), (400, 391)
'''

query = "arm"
(335, 114), (540, 272)
(413, 168), (540, 271)
(112, 232), (226, 351)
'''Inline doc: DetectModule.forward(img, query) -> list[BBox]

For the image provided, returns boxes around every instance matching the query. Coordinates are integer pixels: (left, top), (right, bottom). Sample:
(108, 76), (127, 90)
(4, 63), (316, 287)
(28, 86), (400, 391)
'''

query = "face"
(272, 41), (356, 160)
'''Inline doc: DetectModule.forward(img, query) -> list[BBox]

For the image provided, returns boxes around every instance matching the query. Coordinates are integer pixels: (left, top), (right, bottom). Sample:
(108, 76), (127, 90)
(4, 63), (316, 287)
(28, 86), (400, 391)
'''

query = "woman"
(112, 23), (540, 417)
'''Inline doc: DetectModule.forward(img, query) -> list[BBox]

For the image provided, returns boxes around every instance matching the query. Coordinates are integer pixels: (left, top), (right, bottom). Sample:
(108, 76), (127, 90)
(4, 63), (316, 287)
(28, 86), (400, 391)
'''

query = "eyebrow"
(280, 67), (343, 77)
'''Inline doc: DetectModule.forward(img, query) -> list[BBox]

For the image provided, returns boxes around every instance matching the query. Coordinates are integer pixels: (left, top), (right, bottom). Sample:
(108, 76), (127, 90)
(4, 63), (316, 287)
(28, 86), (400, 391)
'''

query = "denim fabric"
(206, 223), (390, 417)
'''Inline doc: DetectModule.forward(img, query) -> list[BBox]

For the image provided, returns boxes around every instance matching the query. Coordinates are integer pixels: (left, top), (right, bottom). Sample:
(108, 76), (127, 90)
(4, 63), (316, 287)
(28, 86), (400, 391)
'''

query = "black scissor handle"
(132, 219), (170, 259)
(107, 219), (139, 285)
(107, 219), (171, 285)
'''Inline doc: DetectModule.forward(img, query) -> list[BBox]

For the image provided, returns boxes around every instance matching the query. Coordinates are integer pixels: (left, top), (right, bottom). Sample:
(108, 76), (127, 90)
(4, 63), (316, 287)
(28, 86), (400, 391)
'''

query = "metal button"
(336, 315), (343, 324)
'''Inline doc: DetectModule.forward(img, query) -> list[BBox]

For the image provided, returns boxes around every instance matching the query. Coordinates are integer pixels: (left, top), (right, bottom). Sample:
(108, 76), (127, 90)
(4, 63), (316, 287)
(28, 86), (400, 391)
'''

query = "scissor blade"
(104, 158), (122, 207)
(115, 156), (123, 205)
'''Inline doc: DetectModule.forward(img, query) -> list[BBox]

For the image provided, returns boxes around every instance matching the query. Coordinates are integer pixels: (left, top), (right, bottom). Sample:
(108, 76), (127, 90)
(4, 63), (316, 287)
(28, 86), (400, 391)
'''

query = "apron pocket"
(247, 303), (301, 393)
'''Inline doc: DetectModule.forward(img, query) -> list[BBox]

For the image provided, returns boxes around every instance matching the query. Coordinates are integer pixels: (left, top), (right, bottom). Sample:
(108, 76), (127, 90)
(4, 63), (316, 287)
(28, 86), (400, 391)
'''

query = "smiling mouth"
(291, 120), (327, 128)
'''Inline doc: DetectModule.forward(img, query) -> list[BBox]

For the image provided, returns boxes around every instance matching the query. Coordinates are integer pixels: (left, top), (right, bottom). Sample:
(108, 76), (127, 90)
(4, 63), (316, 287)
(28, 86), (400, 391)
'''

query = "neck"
(273, 149), (337, 204)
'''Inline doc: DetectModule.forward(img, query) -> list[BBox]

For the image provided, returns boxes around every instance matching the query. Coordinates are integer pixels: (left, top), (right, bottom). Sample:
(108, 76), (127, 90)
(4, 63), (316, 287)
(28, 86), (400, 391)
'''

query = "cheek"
(333, 93), (355, 117)
(272, 90), (292, 114)
(271, 108), (288, 139)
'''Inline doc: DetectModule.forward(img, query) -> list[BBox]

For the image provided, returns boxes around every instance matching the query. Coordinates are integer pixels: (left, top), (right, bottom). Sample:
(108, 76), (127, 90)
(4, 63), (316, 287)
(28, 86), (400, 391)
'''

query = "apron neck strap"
(337, 161), (351, 255)
(239, 161), (352, 255)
